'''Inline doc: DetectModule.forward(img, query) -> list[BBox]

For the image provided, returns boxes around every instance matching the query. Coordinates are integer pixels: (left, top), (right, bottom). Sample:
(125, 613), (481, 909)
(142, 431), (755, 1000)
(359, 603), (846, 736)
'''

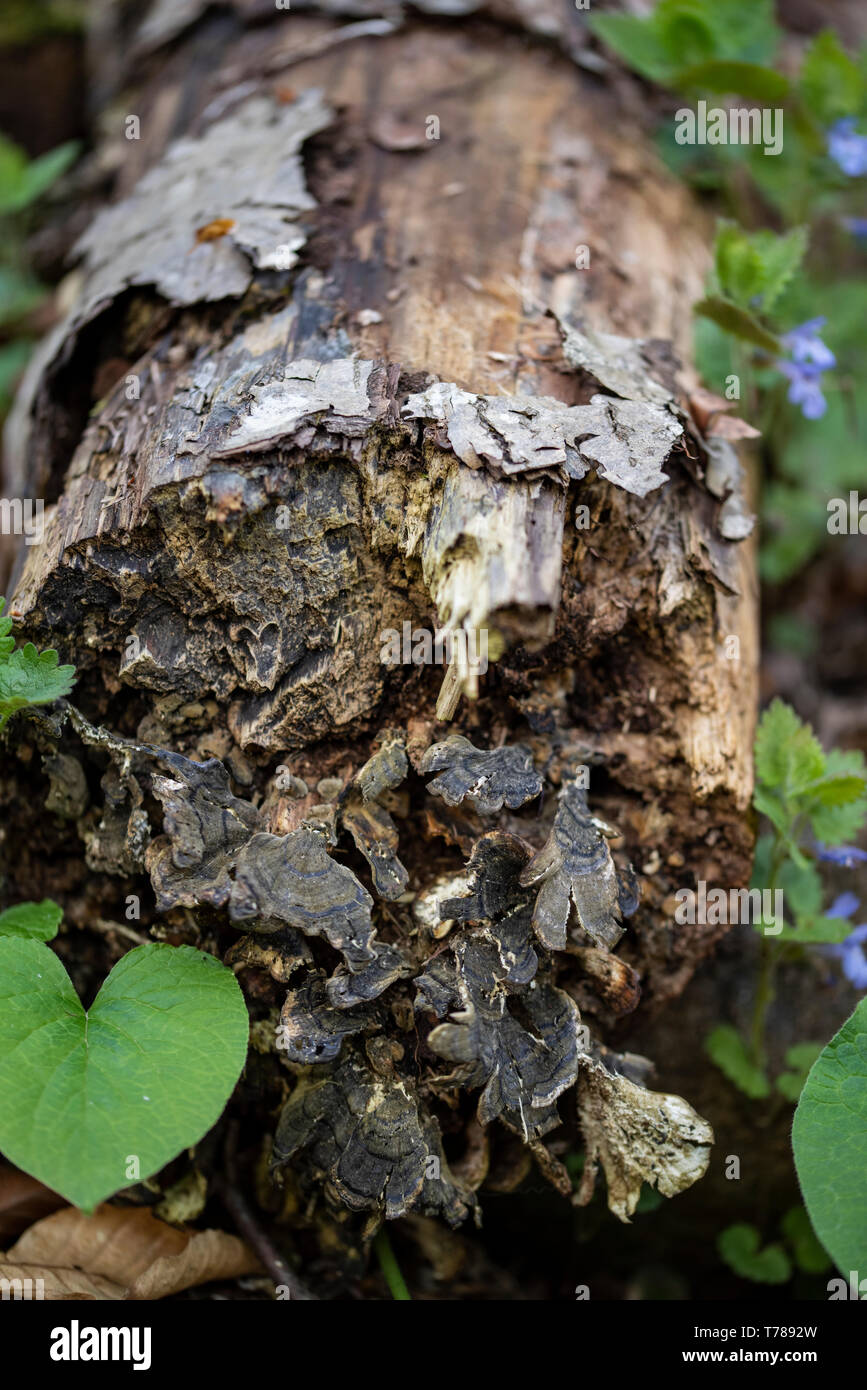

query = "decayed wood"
(2, 4), (757, 1016)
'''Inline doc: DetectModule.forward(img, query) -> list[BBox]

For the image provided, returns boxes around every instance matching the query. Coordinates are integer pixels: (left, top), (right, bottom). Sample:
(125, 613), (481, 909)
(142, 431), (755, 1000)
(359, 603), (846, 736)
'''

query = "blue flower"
(827, 891), (860, 920)
(780, 318), (836, 370)
(843, 217), (867, 241)
(827, 924), (867, 990)
(816, 843), (867, 867)
(776, 319), (835, 420)
(827, 118), (867, 177)
(777, 362), (828, 419)
(822, 894), (867, 990)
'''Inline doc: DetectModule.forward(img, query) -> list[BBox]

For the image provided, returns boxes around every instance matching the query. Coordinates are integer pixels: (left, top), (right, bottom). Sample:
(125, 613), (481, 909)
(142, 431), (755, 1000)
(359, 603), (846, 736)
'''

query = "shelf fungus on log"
(146, 753), (262, 911)
(277, 972), (376, 1065)
(228, 829), (378, 971)
(271, 1056), (476, 1228)
(325, 943), (413, 1010)
(520, 774), (640, 952)
(420, 735), (543, 815)
(339, 733), (410, 900)
(426, 937), (582, 1141)
(574, 1058), (714, 1222)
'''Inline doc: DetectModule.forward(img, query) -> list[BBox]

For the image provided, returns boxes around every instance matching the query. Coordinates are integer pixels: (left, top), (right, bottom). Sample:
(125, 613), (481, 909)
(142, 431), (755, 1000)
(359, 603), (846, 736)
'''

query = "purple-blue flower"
(776, 319), (836, 420)
(827, 891), (860, 920)
(827, 118), (867, 177)
(816, 842), (867, 867)
(823, 894), (867, 989)
(780, 318), (836, 370)
(777, 361), (828, 419)
(843, 217), (867, 241)
(827, 925), (867, 990)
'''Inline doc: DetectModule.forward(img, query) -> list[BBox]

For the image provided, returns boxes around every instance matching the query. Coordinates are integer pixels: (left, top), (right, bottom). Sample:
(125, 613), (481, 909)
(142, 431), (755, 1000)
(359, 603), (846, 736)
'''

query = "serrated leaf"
(694, 296), (782, 353)
(0, 899), (62, 941)
(0, 940), (249, 1210)
(718, 1223), (791, 1283)
(800, 30), (865, 126)
(809, 799), (867, 846)
(793, 998), (867, 1277)
(0, 642), (76, 730)
(754, 699), (825, 796)
(705, 1024), (770, 1098)
(0, 596), (14, 658)
(748, 227), (808, 313)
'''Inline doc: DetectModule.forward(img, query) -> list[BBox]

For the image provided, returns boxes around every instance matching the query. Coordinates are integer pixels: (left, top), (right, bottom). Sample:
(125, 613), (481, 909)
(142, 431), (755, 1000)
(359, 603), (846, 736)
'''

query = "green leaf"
(694, 296), (782, 353)
(674, 60), (788, 102)
(779, 858), (823, 922)
(809, 800), (867, 846)
(775, 915), (852, 946)
(718, 1223), (792, 1283)
(0, 939), (249, 1211)
(793, 998), (867, 1277)
(0, 138), (78, 215)
(712, 222), (807, 313)
(776, 1043), (825, 1102)
(17, 141), (79, 209)
(0, 134), (28, 215)
(0, 596), (14, 658)
(0, 899), (62, 941)
(705, 1024), (770, 1098)
(749, 227), (808, 313)
(588, 14), (675, 85)
(0, 645), (77, 730)
(714, 222), (766, 305)
(800, 30), (865, 126)
(0, 601), (76, 731)
(781, 1204), (832, 1274)
(754, 699), (825, 796)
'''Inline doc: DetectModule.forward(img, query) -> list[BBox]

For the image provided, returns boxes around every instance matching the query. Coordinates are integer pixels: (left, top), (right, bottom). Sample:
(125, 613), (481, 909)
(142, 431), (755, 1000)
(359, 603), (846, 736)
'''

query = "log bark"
(0, 1), (759, 1262)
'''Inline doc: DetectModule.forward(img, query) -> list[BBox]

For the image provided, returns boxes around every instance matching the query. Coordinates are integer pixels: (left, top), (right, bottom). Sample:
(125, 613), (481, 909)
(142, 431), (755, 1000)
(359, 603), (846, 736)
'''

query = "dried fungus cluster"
(33, 706), (712, 1231)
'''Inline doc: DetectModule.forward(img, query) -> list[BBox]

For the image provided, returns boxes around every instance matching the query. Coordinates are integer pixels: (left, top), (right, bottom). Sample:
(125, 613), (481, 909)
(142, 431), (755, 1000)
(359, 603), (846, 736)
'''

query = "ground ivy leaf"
(705, 1024), (770, 1098)
(0, 940), (249, 1211)
(793, 998), (867, 1276)
(0, 899), (62, 940)
(717, 1222), (791, 1283)
(0, 644), (77, 730)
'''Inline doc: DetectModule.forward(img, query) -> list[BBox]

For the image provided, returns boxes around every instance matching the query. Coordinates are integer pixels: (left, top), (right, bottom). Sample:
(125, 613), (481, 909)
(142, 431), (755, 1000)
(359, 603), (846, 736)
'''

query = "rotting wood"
(0, 1), (763, 1261)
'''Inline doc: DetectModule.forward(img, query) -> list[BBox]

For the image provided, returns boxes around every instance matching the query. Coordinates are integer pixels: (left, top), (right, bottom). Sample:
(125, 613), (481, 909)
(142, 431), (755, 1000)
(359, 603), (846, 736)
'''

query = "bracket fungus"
(520, 774), (640, 951)
(420, 735), (543, 815)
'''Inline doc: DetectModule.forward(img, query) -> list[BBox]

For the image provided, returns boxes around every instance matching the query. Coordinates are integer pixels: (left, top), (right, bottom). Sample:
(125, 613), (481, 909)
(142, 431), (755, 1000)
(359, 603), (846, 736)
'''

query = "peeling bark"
(0, 0), (759, 1264)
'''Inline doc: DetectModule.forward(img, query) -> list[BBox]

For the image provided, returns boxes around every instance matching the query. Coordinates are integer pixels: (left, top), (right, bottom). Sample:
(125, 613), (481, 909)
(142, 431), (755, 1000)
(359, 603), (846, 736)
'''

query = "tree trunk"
(1, 1), (759, 1280)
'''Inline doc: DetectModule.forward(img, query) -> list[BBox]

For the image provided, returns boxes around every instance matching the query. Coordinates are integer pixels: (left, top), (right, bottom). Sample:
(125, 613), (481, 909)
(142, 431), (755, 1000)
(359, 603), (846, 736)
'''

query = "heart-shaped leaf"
(793, 998), (867, 1277)
(0, 900), (62, 941)
(717, 1223), (791, 1283)
(0, 940), (249, 1210)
